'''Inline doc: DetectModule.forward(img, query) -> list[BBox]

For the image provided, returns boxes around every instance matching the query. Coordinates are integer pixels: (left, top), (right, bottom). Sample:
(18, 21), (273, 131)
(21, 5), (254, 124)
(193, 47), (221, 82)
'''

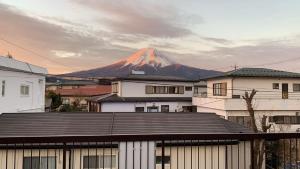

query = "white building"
(88, 75), (198, 112)
(0, 56), (47, 113)
(193, 68), (300, 132)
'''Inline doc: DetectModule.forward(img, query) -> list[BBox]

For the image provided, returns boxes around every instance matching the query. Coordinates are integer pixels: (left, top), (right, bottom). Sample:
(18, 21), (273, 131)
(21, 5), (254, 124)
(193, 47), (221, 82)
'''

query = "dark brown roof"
(53, 85), (111, 97)
(113, 74), (198, 82)
(89, 94), (192, 102)
(0, 112), (252, 138)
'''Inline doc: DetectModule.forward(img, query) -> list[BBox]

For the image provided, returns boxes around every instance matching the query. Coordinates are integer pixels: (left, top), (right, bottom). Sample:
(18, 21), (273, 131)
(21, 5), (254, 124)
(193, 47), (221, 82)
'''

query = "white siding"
(0, 70), (45, 114)
(119, 81), (194, 97)
(101, 102), (192, 112)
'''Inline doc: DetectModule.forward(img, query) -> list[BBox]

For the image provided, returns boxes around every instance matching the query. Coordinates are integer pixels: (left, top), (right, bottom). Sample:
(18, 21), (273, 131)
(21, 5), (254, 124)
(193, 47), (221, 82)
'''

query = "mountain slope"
(66, 48), (221, 80)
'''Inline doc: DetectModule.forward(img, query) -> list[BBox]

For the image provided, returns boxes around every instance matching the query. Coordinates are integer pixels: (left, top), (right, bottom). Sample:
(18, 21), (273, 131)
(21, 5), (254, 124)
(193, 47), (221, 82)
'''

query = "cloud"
(74, 0), (201, 37)
(0, 3), (136, 73)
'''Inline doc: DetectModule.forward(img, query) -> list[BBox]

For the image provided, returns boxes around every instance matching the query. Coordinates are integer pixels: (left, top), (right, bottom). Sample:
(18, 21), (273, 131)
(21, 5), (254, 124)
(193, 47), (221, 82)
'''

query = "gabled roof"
(53, 85), (111, 97)
(203, 68), (300, 80)
(0, 112), (252, 138)
(0, 56), (47, 75)
(88, 94), (192, 102)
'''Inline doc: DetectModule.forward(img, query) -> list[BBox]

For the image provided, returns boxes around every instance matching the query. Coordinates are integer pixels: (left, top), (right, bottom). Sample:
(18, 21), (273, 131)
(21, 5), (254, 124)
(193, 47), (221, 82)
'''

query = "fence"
(0, 133), (299, 169)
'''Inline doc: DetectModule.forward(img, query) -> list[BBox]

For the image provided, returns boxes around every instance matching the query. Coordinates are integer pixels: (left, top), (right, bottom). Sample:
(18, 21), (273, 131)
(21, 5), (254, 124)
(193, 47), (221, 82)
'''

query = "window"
(20, 85), (30, 96)
(156, 156), (171, 165)
(1, 80), (5, 97)
(213, 83), (227, 96)
(83, 156), (99, 169)
(135, 107), (145, 112)
(228, 116), (251, 128)
(112, 83), (119, 93)
(182, 106), (196, 112)
(161, 105), (169, 112)
(146, 86), (154, 94)
(83, 155), (116, 169)
(293, 84), (300, 92)
(23, 156), (56, 169)
(185, 86), (192, 91)
(147, 106), (159, 112)
(269, 116), (300, 124)
(273, 83), (279, 89)
(62, 98), (70, 105)
(146, 86), (184, 94)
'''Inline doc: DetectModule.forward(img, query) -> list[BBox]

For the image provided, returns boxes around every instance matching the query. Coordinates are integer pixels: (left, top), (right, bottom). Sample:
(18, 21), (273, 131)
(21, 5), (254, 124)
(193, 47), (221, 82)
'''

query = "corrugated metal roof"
(0, 112), (252, 138)
(88, 94), (192, 102)
(203, 68), (300, 79)
(0, 56), (47, 75)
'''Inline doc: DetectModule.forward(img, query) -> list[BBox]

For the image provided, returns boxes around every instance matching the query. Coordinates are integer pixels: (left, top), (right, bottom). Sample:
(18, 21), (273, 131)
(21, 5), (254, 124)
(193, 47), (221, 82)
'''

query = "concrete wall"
(0, 70), (45, 114)
(101, 102), (193, 112)
(119, 81), (194, 97)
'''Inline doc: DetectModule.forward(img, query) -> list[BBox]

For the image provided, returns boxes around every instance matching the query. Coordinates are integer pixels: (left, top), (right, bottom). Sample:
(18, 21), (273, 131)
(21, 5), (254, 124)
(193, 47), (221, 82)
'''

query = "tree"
(46, 91), (62, 110)
(243, 89), (271, 169)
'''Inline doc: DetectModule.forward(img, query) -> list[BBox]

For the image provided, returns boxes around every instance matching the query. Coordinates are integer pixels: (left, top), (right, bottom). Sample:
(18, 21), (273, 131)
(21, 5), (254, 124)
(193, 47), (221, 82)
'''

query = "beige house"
(0, 112), (252, 169)
(193, 68), (300, 132)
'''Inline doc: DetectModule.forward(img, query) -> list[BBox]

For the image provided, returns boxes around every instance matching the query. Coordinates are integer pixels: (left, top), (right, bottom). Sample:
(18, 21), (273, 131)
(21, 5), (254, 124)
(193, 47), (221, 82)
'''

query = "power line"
(0, 36), (70, 68)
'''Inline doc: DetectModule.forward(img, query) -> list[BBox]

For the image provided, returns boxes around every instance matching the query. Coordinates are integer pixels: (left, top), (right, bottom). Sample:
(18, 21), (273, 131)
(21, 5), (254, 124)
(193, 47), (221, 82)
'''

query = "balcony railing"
(0, 133), (300, 169)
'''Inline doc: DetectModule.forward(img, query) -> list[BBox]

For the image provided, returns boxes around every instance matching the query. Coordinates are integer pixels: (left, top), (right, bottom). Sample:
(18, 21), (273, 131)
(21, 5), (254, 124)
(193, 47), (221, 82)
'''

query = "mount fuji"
(66, 48), (221, 80)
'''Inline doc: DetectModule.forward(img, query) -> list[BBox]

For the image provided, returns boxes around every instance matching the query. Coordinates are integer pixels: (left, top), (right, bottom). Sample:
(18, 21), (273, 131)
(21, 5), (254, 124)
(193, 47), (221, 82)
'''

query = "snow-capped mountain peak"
(121, 48), (174, 68)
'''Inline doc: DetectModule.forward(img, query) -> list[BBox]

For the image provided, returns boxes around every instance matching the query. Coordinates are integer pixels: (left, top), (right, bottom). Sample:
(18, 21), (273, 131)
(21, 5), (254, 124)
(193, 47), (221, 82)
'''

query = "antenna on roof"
(7, 52), (13, 59)
(234, 64), (238, 70)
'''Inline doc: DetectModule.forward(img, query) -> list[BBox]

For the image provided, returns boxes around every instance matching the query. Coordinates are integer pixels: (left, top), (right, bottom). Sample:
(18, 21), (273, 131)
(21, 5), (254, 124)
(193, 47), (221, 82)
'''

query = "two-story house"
(193, 68), (300, 132)
(88, 75), (197, 112)
(0, 56), (48, 114)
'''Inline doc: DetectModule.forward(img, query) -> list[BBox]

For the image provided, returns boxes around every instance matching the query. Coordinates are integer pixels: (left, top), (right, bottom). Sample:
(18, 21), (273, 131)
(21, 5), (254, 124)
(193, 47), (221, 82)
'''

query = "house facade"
(193, 68), (300, 132)
(0, 112), (252, 169)
(88, 75), (197, 112)
(46, 79), (111, 110)
(0, 56), (47, 114)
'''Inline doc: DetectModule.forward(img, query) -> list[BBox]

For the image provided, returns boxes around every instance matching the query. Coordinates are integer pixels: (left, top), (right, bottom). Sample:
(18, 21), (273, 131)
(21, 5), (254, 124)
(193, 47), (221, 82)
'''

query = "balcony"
(193, 96), (300, 111)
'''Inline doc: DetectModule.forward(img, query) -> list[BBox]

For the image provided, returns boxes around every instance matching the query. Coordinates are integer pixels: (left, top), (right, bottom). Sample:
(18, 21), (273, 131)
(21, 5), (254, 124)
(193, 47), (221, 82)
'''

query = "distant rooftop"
(89, 93), (192, 102)
(54, 85), (111, 97)
(203, 67), (300, 79)
(0, 112), (252, 138)
(0, 56), (47, 75)
(113, 74), (198, 82)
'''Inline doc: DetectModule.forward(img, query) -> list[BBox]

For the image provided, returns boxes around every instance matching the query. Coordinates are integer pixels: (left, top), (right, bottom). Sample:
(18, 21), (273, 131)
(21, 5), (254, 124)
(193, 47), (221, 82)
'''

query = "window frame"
(1, 80), (5, 97)
(213, 83), (227, 96)
(185, 86), (193, 91)
(23, 156), (56, 169)
(20, 84), (30, 96)
(273, 83), (279, 89)
(293, 84), (300, 92)
(161, 105), (169, 112)
(135, 107), (145, 112)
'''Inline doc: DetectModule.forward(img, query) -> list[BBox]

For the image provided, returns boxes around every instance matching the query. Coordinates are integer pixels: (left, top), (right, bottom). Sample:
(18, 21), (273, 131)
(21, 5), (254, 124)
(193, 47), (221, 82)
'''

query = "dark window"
(182, 106), (196, 112)
(23, 157), (56, 169)
(185, 86), (192, 91)
(273, 83), (279, 89)
(135, 107), (145, 112)
(83, 155), (116, 169)
(161, 105), (169, 112)
(156, 156), (171, 165)
(213, 83), (227, 96)
(146, 86), (154, 94)
(293, 84), (300, 92)
(1, 80), (5, 97)
(269, 116), (300, 124)
(228, 116), (251, 128)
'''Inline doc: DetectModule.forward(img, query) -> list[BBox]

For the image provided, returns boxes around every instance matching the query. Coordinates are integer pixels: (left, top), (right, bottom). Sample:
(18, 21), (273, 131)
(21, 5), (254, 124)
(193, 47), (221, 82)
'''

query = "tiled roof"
(204, 68), (300, 79)
(88, 94), (192, 102)
(53, 85), (111, 97)
(0, 112), (252, 137)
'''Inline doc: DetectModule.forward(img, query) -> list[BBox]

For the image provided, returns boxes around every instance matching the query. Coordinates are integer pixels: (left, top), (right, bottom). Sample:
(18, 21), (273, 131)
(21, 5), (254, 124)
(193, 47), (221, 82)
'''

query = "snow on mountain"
(65, 48), (221, 80)
(120, 48), (174, 68)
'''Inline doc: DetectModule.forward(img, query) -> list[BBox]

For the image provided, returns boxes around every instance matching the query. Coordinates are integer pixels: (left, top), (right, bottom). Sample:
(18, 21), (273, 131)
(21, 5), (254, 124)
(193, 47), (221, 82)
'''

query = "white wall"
(118, 81), (194, 97)
(0, 70), (45, 113)
(101, 102), (193, 112)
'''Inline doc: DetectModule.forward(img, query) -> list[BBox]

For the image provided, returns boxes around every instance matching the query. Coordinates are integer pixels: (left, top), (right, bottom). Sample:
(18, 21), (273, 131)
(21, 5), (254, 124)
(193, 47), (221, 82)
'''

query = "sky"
(0, 0), (300, 74)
